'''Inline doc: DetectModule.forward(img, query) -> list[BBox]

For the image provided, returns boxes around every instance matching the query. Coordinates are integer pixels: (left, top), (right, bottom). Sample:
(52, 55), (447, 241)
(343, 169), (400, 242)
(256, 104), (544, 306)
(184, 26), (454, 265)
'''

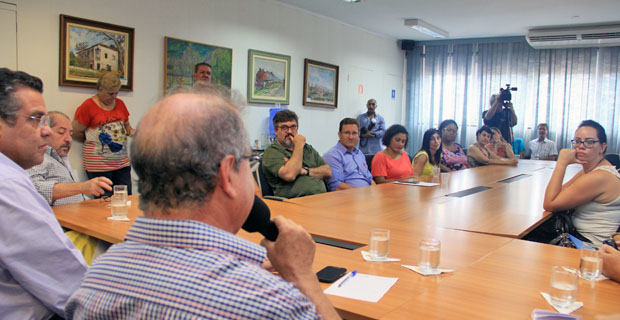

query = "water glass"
(579, 247), (603, 280)
(369, 228), (390, 259)
(432, 167), (441, 183)
(550, 266), (578, 307)
(440, 172), (450, 186)
(418, 238), (441, 272)
(111, 185), (128, 218)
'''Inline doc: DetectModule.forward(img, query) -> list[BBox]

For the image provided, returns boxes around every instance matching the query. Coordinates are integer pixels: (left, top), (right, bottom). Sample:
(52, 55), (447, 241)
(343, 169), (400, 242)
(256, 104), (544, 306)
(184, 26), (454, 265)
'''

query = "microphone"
(242, 195), (279, 241)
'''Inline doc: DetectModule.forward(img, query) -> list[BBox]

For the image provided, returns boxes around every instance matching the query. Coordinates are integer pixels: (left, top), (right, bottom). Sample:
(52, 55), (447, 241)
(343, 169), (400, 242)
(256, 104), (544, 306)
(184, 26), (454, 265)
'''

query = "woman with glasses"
(467, 126), (518, 168)
(438, 120), (468, 171)
(487, 127), (517, 160)
(544, 120), (620, 247)
(412, 128), (442, 178)
(72, 73), (135, 197)
(371, 124), (416, 184)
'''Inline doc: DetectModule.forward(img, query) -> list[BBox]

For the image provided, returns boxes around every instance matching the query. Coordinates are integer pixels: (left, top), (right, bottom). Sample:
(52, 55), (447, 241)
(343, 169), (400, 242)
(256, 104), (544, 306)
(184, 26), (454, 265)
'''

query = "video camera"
(499, 84), (518, 107)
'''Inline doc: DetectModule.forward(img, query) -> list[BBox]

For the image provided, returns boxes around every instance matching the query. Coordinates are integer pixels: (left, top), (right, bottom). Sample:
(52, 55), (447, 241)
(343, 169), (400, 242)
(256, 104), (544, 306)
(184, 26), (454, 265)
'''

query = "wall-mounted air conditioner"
(526, 24), (620, 49)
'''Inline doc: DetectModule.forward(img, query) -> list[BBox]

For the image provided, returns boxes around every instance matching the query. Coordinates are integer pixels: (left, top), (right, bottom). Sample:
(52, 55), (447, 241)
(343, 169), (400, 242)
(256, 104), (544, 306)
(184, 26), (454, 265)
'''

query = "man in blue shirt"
(0, 68), (87, 319)
(323, 118), (373, 191)
(357, 98), (386, 154)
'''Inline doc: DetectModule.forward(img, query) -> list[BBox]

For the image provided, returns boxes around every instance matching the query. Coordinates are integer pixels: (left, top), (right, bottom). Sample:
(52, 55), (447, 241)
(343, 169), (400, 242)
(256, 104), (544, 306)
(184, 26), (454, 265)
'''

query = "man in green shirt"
(262, 110), (331, 198)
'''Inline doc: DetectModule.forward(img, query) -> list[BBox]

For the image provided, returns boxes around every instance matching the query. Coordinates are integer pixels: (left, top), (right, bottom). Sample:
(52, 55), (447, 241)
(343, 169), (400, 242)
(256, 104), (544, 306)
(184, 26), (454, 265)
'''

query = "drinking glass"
(369, 228), (390, 259)
(111, 185), (128, 218)
(418, 238), (441, 272)
(550, 266), (578, 307)
(579, 247), (603, 280)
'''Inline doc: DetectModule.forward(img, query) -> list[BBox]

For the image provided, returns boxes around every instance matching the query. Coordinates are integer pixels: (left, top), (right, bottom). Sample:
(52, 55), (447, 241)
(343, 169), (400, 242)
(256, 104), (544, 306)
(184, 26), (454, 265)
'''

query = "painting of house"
(75, 43), (119, 72)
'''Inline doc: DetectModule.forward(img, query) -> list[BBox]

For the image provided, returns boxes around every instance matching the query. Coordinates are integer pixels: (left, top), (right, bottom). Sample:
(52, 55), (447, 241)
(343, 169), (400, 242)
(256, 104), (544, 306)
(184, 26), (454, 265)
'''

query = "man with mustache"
(27, 111), (112, 205)
(262, 110), (332, 198)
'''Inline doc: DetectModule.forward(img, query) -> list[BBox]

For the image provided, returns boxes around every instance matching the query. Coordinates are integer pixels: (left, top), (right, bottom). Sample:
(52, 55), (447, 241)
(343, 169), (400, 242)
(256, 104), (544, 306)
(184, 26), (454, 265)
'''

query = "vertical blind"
(405, 40), (620, 155)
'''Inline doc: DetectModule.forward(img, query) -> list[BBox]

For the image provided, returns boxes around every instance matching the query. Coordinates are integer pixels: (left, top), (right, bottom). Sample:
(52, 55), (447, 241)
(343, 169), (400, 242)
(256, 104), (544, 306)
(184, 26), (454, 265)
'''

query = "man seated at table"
(65, 86), (340, 320)
(262, 109), (331, 198)
(0, 68), (87, 320)
(525, 123), (558, 160)
(323, 118), (373, 191)
(27, 111), (112, 205)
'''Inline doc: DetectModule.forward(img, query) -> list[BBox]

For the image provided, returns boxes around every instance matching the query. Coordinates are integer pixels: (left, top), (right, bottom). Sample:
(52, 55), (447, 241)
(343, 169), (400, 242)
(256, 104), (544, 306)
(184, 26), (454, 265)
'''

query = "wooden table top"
(382, 239), (620, 319)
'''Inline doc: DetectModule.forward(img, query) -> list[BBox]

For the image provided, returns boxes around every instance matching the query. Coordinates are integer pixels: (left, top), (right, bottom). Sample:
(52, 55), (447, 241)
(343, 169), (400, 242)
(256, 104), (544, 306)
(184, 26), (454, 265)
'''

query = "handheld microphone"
(242, 195), (279, 241)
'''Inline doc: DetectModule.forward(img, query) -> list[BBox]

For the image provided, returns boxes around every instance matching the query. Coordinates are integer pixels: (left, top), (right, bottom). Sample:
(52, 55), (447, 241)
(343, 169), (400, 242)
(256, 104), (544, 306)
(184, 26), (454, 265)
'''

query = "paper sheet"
(324, 272), (398, 302)
(394, 181), (439, 187)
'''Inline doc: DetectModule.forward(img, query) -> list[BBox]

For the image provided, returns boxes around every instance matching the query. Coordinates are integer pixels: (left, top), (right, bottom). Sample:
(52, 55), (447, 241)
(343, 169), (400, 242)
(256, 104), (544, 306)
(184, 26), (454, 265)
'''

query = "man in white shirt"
(526, 123), (558, 160)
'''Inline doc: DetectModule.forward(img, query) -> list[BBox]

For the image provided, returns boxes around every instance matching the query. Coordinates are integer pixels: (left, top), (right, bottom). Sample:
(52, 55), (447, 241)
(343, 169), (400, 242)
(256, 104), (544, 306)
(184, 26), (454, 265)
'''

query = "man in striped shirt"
(526, 123), (558, 160)
(66, 86), (341, 320)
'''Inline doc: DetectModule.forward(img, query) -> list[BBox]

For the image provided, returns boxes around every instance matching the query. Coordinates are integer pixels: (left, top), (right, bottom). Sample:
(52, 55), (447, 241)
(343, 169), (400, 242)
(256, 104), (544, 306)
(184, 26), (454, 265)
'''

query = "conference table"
(52, 160), (620, 319)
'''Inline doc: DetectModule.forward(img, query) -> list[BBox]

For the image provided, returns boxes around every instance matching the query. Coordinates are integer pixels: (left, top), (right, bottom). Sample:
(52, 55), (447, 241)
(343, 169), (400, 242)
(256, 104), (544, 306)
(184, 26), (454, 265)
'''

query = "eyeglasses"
(240, 154), (263, 162)
(443, 128), (457, 134)
(277, 124), (298, 132)
(571, 139), (600, 148)
(17, 114), (50, 128)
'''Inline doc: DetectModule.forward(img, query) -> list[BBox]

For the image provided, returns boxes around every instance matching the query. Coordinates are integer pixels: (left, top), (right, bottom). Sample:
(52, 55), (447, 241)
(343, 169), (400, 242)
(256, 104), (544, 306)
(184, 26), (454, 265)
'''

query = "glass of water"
(418, 238), (441, 272)
(550, 266), (578, 307)
(369, 228), (390, 259)
(579, 247), (603, 280)
(111, 185), (128, 218)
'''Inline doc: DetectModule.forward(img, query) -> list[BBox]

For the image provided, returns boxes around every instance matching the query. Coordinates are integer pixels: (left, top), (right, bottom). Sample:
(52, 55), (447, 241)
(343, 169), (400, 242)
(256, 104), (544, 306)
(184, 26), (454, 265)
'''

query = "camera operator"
(482, 88), (517, 144)
(357, 98), (386, 154)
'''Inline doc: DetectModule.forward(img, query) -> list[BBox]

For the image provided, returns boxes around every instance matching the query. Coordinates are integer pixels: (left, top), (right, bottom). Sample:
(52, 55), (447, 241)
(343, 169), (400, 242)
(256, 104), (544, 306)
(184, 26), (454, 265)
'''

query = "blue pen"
(338, 270), (357, 288)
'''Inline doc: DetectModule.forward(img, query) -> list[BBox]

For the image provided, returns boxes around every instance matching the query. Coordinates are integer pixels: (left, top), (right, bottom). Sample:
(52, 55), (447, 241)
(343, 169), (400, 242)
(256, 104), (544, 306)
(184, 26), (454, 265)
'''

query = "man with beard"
(262, 110), (331, 198)
(28, 111), (112, 205)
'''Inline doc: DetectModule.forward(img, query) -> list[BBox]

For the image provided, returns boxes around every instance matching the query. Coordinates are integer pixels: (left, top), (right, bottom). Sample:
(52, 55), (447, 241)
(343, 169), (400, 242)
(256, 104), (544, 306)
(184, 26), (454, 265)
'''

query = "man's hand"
(293, 134), (306, 148)
(80, 177), (113, 197)
(260, 216), (315, 282)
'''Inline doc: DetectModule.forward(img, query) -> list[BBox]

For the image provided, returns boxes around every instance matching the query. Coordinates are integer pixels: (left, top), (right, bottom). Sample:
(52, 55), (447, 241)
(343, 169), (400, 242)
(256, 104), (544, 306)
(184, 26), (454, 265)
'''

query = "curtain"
(405, 39), (620, 155)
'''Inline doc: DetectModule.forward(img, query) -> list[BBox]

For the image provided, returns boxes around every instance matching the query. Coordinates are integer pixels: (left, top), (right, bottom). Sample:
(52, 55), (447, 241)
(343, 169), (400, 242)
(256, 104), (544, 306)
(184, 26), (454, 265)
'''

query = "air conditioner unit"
(526, 24), (620, 49)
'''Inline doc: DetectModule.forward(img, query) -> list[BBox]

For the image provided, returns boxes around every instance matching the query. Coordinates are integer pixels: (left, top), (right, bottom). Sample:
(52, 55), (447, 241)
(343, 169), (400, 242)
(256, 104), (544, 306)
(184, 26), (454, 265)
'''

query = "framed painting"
(164, 36), (232, 91)
(59, 14), (134, 90)
(303, 59), (339, 108)
(247, 49), (290, 104)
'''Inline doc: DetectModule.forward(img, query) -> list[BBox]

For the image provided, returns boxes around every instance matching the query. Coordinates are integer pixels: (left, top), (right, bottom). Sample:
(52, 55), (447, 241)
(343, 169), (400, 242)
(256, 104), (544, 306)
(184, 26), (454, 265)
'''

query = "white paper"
(324, 272), (398, 302)
(540, 292), (583, 314)
(361, 250), (400, 262)
(394, 180), (439, 187)
(107, 216), (130, 221)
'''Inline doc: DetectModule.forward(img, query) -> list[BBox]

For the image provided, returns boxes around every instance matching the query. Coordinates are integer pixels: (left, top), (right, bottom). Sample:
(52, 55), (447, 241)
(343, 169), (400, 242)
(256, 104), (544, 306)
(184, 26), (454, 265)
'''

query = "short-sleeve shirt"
(262, 142), (327, 198)
(527, 138), (558, 159)
(74, 98), (130, 172)
(371, 151), (414, 180)
(322, 142), (372, 191)
(413, 150), (439, 177)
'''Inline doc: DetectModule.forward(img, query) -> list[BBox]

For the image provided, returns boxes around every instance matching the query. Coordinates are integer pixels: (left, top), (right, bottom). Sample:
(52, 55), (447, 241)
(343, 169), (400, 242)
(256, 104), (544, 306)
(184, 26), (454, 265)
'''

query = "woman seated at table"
(412, 128), (442, 178)
(371, 124), (415, 184)
(438, 119), (468, 171)
(467, 126), (518, 167)
(487, 127), (517, 160)
(543, 120), (620, 247)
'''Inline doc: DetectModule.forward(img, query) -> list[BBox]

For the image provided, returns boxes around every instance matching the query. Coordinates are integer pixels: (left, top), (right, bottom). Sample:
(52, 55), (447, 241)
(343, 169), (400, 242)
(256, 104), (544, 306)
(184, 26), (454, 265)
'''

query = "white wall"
(14, 0), (403, 182)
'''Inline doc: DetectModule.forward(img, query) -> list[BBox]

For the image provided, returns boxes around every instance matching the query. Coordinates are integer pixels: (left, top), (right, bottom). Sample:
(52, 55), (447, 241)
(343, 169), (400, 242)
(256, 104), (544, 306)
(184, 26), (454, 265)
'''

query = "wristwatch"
(303, 166), (310, 176)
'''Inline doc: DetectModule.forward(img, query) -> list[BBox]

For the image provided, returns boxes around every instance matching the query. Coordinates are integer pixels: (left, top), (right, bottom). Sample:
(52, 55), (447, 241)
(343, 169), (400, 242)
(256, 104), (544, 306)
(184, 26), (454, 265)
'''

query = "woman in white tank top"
(544, 120), (620, 247)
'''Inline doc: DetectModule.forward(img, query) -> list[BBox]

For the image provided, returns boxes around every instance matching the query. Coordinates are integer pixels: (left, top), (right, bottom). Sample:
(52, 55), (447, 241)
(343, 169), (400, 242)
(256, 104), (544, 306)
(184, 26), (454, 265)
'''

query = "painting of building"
(75, 43), (119, 72)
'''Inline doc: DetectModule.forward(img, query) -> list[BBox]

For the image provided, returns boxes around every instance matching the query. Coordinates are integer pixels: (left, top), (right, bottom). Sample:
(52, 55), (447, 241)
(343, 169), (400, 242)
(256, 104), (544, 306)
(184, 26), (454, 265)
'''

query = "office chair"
(365, 153), (375, 171)
(252, 159), (287, 201)
(605, 154), (620, 170)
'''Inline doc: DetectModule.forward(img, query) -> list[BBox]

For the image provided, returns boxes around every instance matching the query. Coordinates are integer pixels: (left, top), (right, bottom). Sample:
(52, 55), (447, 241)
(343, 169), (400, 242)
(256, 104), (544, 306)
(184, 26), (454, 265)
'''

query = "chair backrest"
(257, 160), (275, 197)
(605, 153), (620, 169)
(365, 153), (375, 171)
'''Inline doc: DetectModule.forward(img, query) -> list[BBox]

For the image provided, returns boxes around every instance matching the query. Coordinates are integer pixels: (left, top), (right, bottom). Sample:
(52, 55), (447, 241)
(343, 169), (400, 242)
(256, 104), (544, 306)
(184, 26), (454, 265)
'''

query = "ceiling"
(273, 0), (620, 41)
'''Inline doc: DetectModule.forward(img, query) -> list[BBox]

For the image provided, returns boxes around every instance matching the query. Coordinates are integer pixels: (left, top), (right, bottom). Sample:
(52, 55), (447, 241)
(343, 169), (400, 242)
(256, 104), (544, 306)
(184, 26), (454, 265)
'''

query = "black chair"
(364, 153), (375, 171)
(252, 159), (287, 201)
(605, 154), (620, 169)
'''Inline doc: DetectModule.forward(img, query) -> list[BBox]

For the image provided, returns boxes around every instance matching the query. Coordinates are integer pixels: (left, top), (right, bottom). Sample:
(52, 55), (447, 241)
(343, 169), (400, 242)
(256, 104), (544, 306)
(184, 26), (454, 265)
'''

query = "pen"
(338, 270), (357, 288)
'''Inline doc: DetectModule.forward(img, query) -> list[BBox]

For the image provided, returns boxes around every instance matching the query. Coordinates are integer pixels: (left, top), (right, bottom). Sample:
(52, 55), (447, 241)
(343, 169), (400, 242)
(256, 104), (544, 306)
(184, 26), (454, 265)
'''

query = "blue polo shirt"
(323, 142), (372, 191)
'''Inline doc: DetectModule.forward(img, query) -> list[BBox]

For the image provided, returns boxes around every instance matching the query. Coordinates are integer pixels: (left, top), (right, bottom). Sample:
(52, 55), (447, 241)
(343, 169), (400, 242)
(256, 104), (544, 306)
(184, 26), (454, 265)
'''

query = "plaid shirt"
(27, 147), (85, 205)
(66, 217), (320, 320)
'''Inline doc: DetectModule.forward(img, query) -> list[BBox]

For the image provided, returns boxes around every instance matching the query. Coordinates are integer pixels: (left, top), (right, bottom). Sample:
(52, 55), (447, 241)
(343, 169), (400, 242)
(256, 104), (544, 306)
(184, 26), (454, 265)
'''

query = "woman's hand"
(557, 149), (582, 166)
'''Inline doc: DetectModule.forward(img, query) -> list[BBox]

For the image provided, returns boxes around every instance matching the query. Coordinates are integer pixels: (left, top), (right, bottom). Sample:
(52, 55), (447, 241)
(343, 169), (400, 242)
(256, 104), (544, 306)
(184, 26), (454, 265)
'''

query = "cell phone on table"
(316, 266), (347, 283)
